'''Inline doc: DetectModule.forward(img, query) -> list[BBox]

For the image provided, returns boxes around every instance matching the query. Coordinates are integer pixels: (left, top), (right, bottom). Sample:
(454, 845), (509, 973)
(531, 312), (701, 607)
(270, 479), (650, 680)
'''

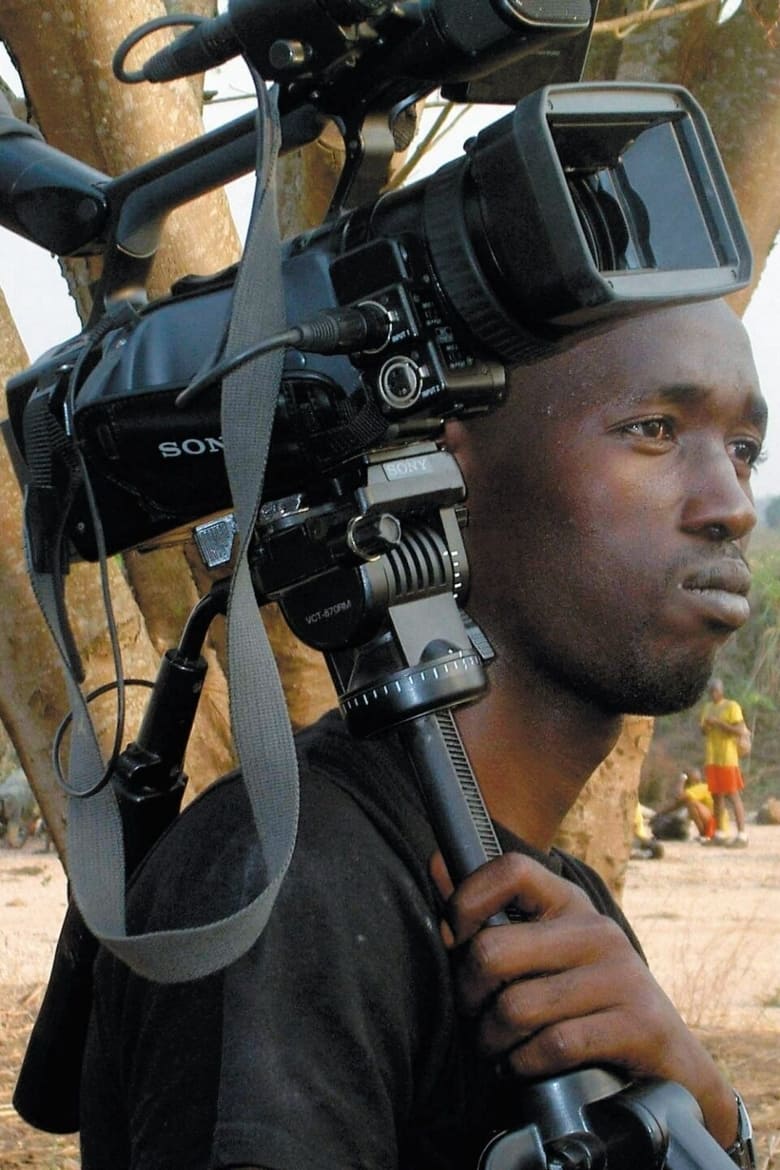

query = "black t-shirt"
(79, 711), (642, 1170)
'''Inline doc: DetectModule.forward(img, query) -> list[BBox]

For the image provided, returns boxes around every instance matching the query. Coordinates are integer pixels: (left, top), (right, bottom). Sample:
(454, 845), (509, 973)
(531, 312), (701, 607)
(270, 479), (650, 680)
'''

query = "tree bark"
(0, 291), (169, 858)
(0, 294), (69, 856)
(555, 717), (655, 898)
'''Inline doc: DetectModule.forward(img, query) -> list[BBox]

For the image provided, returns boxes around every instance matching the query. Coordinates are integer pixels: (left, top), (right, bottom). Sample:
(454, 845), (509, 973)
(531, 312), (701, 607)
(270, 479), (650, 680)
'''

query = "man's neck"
(454, 673), (623, 852)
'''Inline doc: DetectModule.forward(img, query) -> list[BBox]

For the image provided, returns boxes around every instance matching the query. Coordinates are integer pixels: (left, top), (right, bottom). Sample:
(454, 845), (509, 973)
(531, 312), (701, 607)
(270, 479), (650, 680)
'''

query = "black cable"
(53, 679), (155, 794)
(175, 302), (390, 407)
(175, 326), (301, 408)
(59, 334), (136, 798)
(112, 15), (206, 85)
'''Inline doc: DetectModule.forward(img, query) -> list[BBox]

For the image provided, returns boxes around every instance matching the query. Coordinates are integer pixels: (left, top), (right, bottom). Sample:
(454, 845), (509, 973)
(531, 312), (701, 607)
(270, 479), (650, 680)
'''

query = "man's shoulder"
(126, 711), (433, 930)
(180, 706), (413, 819)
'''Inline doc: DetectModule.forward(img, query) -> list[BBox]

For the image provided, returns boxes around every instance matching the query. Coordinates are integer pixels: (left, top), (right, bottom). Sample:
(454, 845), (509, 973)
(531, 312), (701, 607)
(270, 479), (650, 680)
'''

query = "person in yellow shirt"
(700, 678), (749, 847)
(669, 768), (720, 839)
(652, 767), (721, 841)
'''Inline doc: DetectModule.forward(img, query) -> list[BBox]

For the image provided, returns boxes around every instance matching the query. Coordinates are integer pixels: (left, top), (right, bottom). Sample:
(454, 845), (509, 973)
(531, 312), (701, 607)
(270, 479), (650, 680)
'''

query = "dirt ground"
(0, 826), (778, 1169)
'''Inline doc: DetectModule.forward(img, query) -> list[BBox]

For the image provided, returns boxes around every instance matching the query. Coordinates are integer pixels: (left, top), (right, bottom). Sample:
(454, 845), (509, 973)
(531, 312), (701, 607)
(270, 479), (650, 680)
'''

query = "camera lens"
(568, 176), (630, 271)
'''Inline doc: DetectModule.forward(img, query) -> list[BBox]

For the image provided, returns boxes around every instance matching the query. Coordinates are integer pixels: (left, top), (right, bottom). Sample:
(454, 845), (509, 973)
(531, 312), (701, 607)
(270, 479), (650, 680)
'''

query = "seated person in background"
(631, 802), (665, 859)
(655, 768), (719, 841)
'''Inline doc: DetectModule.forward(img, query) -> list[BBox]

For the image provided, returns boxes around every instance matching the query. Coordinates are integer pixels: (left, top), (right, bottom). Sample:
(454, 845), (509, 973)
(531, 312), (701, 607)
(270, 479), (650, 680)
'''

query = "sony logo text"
(384, 456), (430, 479)
(159, 437), (224, 458)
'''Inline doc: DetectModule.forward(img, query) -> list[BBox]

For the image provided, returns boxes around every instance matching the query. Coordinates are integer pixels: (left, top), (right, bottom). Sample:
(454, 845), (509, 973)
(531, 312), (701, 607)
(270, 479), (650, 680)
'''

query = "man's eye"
(730, 438), (764, 470)
(622, 418), (674, 442)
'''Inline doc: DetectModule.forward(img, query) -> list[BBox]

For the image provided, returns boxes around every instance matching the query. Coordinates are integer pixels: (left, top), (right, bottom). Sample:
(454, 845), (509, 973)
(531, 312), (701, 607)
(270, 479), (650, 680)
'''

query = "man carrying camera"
(78, 298), (763, 1170)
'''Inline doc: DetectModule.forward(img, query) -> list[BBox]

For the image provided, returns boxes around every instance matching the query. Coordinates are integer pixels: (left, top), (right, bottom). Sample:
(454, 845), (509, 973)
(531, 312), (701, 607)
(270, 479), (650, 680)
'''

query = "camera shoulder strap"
(26, 78), (299, 983)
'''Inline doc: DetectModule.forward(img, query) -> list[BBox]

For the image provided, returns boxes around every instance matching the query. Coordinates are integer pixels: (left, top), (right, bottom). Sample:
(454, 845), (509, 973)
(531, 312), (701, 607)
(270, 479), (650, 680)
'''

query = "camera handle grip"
(479, 1072), (744, 1168)
(400, 708), (516, 928)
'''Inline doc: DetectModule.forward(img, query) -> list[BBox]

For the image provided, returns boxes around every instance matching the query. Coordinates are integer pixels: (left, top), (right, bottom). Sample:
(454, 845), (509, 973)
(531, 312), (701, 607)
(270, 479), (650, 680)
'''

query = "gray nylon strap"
(27, 78), (299, 983)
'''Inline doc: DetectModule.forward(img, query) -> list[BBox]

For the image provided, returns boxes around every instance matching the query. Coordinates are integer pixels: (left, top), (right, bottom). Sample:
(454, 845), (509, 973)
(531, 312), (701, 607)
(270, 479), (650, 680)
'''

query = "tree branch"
(592, 0), (718, 36)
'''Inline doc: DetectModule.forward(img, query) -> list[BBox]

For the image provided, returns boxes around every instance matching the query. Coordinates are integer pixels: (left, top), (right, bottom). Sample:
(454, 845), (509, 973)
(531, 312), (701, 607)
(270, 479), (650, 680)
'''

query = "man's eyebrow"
(650, 383), (768, 430)
(750, 397), (769, 432)
(654, 383), (707, 406)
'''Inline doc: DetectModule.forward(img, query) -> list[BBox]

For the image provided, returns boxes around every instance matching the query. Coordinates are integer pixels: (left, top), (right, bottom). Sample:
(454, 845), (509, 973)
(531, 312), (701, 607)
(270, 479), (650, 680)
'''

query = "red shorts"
(705, 764), (744, 795)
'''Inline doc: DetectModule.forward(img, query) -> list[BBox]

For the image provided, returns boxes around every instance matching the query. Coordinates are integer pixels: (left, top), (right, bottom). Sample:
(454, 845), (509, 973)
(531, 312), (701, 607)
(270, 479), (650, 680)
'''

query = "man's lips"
(680, 559), (752, 628)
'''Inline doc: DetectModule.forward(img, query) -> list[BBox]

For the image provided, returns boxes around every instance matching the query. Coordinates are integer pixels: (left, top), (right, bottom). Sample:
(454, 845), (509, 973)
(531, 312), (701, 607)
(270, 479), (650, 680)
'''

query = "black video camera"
(1, 0), (751, 575)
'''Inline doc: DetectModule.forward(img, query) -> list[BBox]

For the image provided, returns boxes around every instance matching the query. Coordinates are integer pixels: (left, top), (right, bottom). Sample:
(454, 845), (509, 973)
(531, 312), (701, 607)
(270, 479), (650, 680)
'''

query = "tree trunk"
(0, 291), (170, 858)
(555, 717), (655, 898)
(0, 294), (68, 856)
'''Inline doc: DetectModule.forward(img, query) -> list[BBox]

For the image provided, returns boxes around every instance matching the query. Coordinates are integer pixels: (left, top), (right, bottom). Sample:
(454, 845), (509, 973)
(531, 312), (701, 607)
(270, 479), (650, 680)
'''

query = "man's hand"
(430, 850), (738, 1149)
(703, 715), (741, 736)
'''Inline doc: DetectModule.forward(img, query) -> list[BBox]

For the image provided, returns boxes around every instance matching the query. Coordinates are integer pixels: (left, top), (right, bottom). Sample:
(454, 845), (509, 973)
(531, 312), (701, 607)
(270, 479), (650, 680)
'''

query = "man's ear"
(442, 419), (472, 468)
(442, 421), (472, 479)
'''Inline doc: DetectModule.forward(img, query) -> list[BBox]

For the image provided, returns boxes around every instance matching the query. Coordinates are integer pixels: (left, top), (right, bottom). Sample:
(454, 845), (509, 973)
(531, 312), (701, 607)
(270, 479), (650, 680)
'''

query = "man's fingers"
(429, 850), (454, 901)
(442, 852), (591, 945)
(502, 1009), (630, 1081)
(472, 949), (647, 1054)
(453, 912), (631, 1015)
(501, 997), (686, 1085)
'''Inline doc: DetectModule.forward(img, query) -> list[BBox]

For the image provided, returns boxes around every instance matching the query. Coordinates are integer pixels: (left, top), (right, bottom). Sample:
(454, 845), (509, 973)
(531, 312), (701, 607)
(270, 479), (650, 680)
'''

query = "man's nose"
(680, 448), (757, 542)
